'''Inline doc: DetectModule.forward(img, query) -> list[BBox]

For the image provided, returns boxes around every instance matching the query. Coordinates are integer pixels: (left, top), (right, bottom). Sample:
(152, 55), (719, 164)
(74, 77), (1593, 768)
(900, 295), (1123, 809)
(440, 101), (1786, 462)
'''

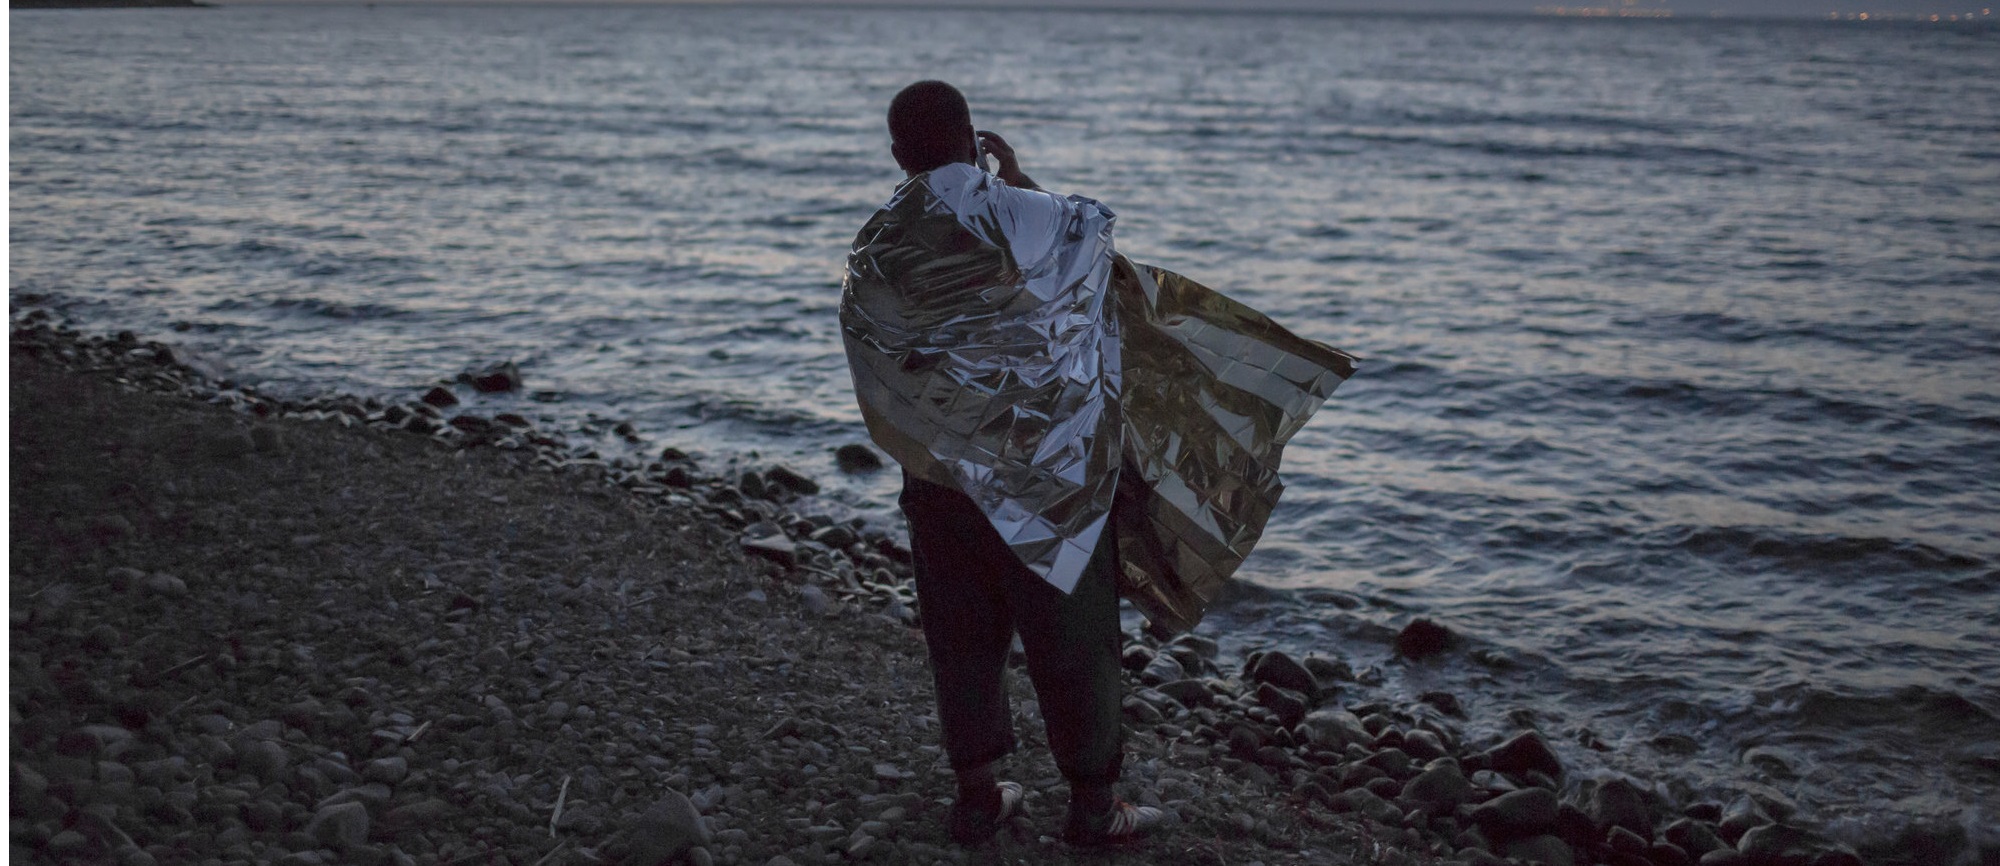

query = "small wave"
(1660, 525), (1986, 573)
(1573, 375), (1896, 426)
(206, 296), (410, 322)
(1764, 683), (2000, 734)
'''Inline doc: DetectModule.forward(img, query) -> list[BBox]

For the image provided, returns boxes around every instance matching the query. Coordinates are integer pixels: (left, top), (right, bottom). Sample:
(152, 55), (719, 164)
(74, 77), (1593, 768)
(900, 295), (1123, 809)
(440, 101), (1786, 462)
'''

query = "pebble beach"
(11, 316), (1949, 866)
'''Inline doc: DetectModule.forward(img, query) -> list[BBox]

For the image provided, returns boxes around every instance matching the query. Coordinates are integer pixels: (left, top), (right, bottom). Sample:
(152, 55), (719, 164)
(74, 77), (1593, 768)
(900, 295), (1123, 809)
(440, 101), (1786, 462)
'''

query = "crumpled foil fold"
(841, 167), (1355, 632)
(1109, 254), (1356, 634)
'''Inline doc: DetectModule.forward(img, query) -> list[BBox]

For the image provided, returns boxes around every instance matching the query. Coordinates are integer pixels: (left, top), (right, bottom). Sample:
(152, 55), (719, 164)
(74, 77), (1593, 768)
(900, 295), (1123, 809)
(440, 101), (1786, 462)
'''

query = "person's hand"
(976, 130), (1038, 191)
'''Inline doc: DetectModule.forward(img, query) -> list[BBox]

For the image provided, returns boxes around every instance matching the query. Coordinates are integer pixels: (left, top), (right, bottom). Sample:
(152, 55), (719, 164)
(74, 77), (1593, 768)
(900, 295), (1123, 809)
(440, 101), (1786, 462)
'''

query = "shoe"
(1062, 798), (1165, 846)
(946, 780), (1023, 845)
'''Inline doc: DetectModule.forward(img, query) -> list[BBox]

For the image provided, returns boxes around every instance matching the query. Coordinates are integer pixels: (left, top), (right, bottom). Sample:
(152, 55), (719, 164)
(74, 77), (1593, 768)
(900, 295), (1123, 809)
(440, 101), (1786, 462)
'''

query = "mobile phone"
(976, 134), (992, 173)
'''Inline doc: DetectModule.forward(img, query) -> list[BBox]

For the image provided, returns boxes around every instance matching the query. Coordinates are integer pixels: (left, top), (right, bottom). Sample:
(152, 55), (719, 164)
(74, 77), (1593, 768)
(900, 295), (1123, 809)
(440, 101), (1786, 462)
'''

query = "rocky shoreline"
(9, 315), (1901, 866)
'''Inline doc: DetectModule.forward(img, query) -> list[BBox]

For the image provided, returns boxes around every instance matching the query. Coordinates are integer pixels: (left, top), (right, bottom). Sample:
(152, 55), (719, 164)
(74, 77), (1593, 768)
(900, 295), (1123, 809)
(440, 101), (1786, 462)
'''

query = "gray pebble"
(362, 756), (408, 785)
(306, 800), (370, 848)
(799, 585), (831, 617)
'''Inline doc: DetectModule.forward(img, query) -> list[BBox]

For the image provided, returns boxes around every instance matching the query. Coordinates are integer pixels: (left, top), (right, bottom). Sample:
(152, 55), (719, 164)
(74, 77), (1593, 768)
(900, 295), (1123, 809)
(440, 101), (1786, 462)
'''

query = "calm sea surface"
(12, 4), (1999, 841)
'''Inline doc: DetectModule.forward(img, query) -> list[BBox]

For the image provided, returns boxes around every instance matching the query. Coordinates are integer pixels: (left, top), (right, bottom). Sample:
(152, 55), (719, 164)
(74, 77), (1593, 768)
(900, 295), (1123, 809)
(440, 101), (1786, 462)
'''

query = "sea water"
(11, 4), (1998, 843)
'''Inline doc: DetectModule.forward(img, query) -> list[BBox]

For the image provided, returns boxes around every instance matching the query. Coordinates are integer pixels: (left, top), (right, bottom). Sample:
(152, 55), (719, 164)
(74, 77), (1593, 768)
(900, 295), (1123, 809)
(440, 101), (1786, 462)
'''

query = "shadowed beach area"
(9, 322), (1399, 865)
(11, 318), (1939, 866)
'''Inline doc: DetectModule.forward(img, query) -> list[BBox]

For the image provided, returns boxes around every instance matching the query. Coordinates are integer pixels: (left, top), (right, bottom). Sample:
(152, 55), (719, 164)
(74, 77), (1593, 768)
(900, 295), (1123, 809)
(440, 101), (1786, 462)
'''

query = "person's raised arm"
(977, 130), (1038, 191)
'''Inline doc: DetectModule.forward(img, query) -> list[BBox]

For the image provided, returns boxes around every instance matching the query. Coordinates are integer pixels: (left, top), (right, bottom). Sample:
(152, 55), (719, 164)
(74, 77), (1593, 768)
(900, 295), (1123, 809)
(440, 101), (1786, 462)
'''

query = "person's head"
(888, 80), (976, 174)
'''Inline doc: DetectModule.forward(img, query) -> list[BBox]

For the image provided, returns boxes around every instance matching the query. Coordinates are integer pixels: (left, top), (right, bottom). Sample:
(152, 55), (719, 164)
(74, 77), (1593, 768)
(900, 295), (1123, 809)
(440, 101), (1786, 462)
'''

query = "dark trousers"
(900, 472), (1125, 786)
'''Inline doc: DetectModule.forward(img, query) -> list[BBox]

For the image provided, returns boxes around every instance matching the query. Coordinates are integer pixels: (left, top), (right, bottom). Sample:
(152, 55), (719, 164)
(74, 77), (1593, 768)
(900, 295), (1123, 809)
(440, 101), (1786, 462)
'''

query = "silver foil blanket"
(840, 166), (1124, 594)
(1108, 255), (1356, 634)
(841, 165), (1355, 630)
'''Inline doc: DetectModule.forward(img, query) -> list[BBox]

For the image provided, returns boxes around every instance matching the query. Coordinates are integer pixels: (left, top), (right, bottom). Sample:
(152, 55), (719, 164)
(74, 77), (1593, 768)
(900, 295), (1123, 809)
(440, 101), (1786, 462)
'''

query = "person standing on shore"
(837, 80), (1164, 847)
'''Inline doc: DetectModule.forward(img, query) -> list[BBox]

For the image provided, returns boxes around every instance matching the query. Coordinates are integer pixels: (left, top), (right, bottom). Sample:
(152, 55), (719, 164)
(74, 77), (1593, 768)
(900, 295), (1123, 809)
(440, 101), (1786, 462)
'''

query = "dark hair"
(888, 80), (972, 173)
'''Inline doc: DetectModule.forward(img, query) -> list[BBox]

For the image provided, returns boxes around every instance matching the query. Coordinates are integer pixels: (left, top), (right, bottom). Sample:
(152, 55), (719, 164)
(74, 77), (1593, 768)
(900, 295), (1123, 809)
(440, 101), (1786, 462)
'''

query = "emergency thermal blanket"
(840, 164), (1355, 633)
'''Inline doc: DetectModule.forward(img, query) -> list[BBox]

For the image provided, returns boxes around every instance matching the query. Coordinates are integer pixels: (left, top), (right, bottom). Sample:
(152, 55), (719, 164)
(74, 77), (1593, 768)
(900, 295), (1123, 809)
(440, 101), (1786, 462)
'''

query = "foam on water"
(12, 5), (1999, 841)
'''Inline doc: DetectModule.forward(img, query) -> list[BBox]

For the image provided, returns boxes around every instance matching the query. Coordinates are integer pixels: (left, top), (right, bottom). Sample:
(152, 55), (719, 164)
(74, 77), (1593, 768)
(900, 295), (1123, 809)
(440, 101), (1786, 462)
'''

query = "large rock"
(1419, 689), (1466, 717)
(1155, 679), (1213, 709)
(1475, 730), (1564, 780)
(305, 801), (369, 848)
(1394, 618), (1454, 659)
(1140, 652), (1185, 686)
(1400, 760), (1474, 814)
(1503, 834), (1576, 866)
(1298, 707), (1370, 749)
(1329, 788), (1403, 825)
(630, 790), (711, 865)
(1590, 776), (1653, 838)
(1401, 729), (1447, 762)
(1247, 651), (1317, 696)
(1253, 682), (1308, 728)
(1302, 654), (1352, 688)
(1717, 798), (1771, 846)
(1469, 787), (1560, 839)
(1650, 841), (1695, 866)
(763, 465), (820, 496)
(458, 361), (523, 393)
(1664, 818), (1728, 858)
(1736, 823), (1826, 866)
(1120, 644), (1154, 672)
(834, 443), (883, 474)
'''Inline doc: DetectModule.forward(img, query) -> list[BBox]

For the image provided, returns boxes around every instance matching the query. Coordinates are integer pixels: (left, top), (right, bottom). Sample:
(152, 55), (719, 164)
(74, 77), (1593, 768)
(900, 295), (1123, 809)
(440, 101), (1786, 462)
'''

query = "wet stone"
(1140, 652), (1185, 686)
(459, 361), (523, 393)
(1401, 729), (1447, 762)
(1651, 841), (1694, 866)
(1475, 730), (1564, 781)
(1399, 760), (1473, 814)
(1665, 818), (1728, 858)
(1503, 834), (1575, 866)
(1253, 682), (1308, 728)
(1718, 799), (1770, 846)
(1299, 707), (1370, 749)
(1173, 634), (1220, 659)
(1394, 618), (1454, 659)
(1591, 776), (1653, 838)
(806, 524), (856, 549)
(1247, 650), (1317, 696)
(1362, 747), (1414, 780)
(1120, 644), (1155, 672)
(1737, 823), (1826, 866)
(1156, 679), (1213, 709)
(1302, 654), (1352, 687)
(1419, 690), (1466, 717)
(834, 443), (883, 473)
(1122, 696), (1164, 724)
(763, 465), (819, 496)
(1609, 825), (1649, 854)
(1469, 787), (1559, 838)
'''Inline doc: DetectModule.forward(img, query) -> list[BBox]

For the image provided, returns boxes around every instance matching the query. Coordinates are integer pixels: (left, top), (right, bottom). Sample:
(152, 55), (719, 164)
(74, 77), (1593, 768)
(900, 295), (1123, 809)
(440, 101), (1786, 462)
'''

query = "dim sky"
(757, 0), (1971, 13)
(232, 0), (1995, 20)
